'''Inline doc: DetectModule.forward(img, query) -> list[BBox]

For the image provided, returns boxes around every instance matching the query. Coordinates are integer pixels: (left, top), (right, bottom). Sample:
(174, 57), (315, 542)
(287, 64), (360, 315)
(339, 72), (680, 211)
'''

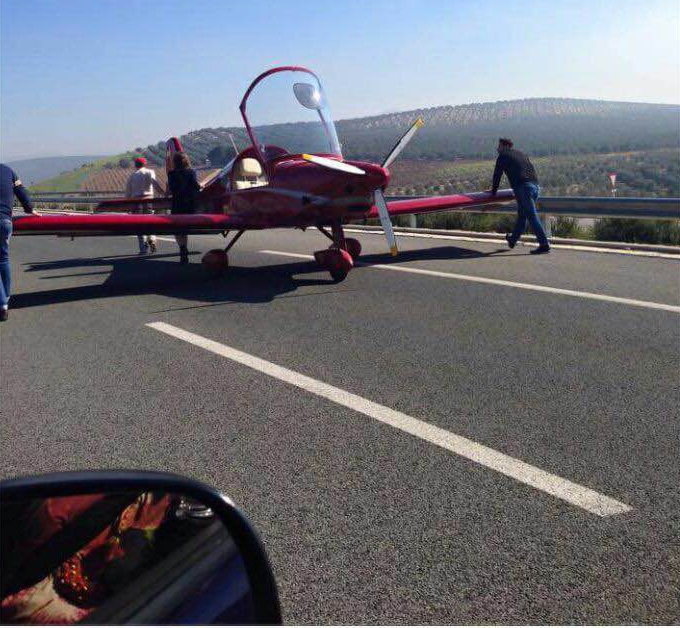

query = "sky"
(1, 0), (678, 160)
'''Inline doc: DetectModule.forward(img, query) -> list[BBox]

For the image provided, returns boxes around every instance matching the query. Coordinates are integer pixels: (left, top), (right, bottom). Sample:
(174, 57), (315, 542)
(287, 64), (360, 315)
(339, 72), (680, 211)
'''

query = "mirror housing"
(0, 471), (282, 625)
(293, 82), (323, 110)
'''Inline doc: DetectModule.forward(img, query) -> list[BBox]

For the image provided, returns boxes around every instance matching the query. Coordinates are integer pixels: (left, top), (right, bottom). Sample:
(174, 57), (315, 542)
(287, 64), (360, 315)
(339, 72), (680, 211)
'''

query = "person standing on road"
(490, 138), (550, 254)
(167, 152), (201, 265)
(0, 163), (39, 322)
(125, 157), (165, 255)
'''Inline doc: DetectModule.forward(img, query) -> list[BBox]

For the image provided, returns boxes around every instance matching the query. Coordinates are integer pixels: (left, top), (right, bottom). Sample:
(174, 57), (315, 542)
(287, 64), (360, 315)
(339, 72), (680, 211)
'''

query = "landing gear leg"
(314, 221), (354, 282)
(202, 229), (245, 275)
(224, 229), (246, 254)
(317, 225), (361, 260)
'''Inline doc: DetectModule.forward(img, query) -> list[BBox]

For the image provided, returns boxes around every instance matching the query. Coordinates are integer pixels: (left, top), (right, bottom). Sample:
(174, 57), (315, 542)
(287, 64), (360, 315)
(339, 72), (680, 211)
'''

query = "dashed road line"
(260, 250), (680, 314)
(148, 321), (633, 517)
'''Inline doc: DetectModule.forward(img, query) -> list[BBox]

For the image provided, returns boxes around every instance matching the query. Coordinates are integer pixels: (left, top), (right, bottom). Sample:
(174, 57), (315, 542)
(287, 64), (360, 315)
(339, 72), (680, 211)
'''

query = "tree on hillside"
(207, 145), (236, 167)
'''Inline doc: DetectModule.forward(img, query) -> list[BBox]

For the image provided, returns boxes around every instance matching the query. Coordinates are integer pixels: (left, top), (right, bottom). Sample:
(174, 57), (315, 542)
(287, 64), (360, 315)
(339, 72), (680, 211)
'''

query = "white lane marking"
(151, 229), (679, 260)
(147, 321), (633, 517)
(260, 250), (680, 314)
(127, 236), (176, 243)
(343, 228), (680, 260)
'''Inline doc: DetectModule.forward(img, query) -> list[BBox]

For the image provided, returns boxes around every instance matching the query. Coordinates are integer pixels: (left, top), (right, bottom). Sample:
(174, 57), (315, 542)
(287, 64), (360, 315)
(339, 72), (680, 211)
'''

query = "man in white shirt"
(125, 157), (165, 254)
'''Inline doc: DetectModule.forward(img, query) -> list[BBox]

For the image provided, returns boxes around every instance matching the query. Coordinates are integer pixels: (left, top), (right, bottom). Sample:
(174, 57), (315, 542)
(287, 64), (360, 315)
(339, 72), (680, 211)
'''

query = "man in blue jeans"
(490, 138), (550, 254)
(0, 163), (39, 321)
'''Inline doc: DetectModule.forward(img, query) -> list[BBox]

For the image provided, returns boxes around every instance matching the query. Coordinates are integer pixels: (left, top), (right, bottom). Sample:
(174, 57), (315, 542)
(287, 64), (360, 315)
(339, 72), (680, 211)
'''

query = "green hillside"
(389, 149), (679, 198)
(31, 155), (128, 192)
(151, 97), (680, 166)
(31, 97), (680, 199)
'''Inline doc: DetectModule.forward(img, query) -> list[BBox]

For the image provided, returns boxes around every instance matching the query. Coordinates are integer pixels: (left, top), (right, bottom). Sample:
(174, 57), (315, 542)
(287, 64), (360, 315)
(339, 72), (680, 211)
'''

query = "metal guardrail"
(28, 193), (680, 221)
(29, 190), (123, 205)
(382, 196), (680, 234)
(384, 196), (680, 221)
(536, 197), (679, 220)
(30, 190), (122, 196)
(30, 190), (123, 195)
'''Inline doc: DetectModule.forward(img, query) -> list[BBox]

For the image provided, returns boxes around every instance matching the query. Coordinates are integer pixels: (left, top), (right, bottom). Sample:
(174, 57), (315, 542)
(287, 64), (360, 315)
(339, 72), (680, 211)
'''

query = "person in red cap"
(125, 157), (165, 254)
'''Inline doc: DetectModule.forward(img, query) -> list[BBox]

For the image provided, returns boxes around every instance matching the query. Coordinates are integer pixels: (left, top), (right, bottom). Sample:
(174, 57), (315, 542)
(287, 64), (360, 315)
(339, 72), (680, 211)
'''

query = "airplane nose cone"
(362, 164), (390, 190)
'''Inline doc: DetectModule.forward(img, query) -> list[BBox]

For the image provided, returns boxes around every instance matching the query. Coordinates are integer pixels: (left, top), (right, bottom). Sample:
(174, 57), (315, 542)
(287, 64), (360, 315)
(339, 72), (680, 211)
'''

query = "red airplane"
(13, 66), (514, 282)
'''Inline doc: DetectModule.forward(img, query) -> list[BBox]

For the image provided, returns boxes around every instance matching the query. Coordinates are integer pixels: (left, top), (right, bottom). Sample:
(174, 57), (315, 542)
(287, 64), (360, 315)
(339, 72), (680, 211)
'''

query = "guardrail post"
(543, 214), (552, 238)
(536, 200), (551, 238)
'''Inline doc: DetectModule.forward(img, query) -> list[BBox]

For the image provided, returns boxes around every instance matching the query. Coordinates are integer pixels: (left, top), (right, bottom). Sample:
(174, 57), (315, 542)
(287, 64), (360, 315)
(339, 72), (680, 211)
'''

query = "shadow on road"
(355, 244), (515, 266)
(13, 251), (337, 310)
(13, 244), (512, 310)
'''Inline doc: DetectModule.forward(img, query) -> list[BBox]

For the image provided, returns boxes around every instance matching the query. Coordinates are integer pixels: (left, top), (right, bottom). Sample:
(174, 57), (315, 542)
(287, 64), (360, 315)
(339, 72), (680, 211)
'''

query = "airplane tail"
(165, 137), (183, 174)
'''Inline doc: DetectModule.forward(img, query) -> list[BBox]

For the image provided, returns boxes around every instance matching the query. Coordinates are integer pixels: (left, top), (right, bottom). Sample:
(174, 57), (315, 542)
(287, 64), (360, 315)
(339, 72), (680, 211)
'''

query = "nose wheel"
(344, 238), (362, 259)
(314, 247), (353, 282)
(314, 222), (356, 282)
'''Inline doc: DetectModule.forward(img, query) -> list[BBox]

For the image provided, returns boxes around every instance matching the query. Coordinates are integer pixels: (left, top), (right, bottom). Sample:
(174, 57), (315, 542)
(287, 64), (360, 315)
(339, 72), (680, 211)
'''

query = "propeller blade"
(375, 189), (398, 256)
(381, 117), (424, 169)
(302, 154), (365, 175)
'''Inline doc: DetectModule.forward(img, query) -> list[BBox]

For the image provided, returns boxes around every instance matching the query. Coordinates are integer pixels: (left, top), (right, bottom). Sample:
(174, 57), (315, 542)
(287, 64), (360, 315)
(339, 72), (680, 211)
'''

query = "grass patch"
(593, 218), (680, 245)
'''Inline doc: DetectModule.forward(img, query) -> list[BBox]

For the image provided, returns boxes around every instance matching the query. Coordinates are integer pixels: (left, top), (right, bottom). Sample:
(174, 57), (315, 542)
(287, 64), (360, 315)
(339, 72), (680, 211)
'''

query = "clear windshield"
(242, 70), (342, 158)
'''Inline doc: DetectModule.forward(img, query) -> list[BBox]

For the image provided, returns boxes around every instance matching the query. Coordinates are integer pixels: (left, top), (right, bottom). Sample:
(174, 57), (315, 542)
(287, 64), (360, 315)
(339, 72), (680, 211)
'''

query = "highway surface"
(1, 228), (679, 624)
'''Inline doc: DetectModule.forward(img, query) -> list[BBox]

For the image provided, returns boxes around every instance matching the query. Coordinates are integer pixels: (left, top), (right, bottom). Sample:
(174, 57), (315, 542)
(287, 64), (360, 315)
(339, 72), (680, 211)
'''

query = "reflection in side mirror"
(0, 472), (281, 625)
(293, 82), (323, 110)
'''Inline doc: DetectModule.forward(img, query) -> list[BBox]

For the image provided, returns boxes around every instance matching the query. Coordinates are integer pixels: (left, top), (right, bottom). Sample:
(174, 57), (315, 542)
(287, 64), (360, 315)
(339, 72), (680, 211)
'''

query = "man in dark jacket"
(490, 138), (550, 254)
(0, 163), (39, 321)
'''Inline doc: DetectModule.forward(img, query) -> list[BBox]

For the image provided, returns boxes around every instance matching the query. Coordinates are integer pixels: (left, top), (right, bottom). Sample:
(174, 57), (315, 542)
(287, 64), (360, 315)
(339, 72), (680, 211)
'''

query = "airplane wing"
(94, 197), (173, 212)
(12, 213), (249, 237)
(367, 189), (516, 219)
(94, 174), (227, 212)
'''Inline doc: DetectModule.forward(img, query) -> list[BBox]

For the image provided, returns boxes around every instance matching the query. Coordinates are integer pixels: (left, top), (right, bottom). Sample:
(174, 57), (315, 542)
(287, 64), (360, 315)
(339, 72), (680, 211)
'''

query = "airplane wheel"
(344, 238), (361, 259)
(314, 248), (353, 281)
(314, 248), (331, 267)
(330, 267), (349, 282)
(202, 249), (229, 275)
(326, 248), (353, 282)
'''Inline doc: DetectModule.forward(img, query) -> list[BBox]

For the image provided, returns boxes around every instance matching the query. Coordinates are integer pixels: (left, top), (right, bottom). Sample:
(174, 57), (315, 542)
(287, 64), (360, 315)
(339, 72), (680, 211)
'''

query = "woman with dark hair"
(167, 152), (201, 264)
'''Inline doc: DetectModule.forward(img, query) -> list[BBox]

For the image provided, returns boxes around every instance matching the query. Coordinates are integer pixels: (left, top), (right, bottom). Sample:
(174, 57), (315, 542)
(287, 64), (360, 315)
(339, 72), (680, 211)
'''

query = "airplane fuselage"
(206, 155), (389, 228)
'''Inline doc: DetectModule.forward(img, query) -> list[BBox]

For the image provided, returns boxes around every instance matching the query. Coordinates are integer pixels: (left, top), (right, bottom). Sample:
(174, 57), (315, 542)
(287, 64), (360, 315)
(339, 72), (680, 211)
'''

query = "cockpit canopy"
(240, 68), (342, 162)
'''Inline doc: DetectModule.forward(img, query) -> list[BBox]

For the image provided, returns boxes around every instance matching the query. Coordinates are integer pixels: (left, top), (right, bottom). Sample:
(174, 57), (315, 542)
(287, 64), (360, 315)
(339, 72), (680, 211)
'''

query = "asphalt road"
(1, 229), (679, 624)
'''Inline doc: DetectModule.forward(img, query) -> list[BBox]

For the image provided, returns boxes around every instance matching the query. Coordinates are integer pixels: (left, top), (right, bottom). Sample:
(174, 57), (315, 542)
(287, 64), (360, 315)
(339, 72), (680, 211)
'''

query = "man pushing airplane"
(490, 138), (551, 254)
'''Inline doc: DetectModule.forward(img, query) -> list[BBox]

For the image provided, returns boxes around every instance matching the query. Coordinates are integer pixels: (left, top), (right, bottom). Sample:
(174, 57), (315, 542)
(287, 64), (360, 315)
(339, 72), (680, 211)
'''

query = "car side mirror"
(0, 471), (282, 625)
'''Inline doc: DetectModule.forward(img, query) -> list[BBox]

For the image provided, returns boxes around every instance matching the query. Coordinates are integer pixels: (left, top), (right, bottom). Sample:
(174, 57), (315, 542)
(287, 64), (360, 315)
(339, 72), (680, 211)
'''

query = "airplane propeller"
(374, 189), (398, 256)
(381, 117), (424, 169)
(302, 153), (365, 175)
(375, 117), (424, 255)
(302, 117), (424, 256)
